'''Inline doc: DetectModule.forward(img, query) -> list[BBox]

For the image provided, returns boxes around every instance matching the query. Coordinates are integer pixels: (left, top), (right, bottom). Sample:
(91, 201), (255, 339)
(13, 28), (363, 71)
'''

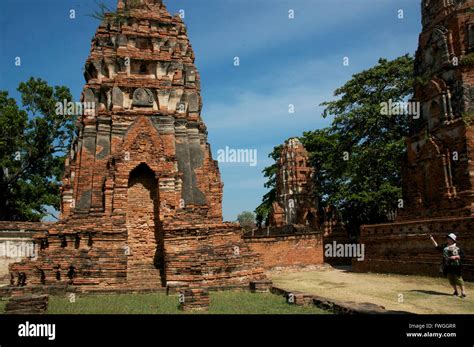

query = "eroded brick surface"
(8, 0), (265, 290)
(244, 229), (324, 269)
(179, 287), (209, 311)
(268, 138), (318, 228)
(356, 0), (474, 279)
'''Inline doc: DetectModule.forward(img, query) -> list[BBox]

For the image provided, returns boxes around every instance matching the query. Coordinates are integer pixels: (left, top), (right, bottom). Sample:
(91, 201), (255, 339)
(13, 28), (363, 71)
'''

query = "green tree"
(0, 78), (75, 221)
(317, 55), (414, 235)
(237, 211), (257, 231)
(254, 145), (282, 226)
(256, 55), (414, 236)
(300, 128), (340, 210)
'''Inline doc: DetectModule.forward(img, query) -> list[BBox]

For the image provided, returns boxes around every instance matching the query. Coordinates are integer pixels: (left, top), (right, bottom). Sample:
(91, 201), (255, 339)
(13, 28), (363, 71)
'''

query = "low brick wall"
(0, 222), (51, 283)
(243, 227), (324, 269)
(354, 216), (474, 281)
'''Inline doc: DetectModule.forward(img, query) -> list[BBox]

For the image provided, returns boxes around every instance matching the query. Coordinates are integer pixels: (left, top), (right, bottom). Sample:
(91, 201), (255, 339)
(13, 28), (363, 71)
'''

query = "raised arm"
(429, 234), (438, 248)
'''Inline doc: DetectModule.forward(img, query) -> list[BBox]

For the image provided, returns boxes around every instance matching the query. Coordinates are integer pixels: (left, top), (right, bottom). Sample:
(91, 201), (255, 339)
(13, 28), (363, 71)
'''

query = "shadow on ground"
(409, 290), (453, 297)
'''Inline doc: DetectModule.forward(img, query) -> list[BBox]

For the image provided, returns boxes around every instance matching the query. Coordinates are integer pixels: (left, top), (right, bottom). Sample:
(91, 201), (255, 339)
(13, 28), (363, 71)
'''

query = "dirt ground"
(268, 267), (474, 314)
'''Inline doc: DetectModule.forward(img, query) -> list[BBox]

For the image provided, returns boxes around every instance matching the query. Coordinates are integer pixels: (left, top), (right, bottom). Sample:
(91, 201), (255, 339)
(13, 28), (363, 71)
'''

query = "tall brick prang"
(9, 0), (265, 290)
(400, 0), (474, 220)
(355, 0), (474, 279)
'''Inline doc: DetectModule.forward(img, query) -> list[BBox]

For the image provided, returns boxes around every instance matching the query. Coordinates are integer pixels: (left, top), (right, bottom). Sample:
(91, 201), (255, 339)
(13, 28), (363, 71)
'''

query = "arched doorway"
(126, 163), (165, 286)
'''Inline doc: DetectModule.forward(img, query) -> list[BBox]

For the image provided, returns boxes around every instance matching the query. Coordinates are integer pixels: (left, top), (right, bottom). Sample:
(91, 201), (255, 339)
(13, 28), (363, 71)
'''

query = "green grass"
(1, 291), (329, 314)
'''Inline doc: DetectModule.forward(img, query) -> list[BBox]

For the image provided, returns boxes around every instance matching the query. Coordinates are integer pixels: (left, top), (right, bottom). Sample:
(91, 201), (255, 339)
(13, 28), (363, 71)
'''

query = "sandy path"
(269, 267), (474, 314)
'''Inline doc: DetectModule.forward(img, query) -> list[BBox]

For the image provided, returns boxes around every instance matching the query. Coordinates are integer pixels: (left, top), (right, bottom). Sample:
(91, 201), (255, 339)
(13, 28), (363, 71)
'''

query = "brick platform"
(4, 294), (49, 314)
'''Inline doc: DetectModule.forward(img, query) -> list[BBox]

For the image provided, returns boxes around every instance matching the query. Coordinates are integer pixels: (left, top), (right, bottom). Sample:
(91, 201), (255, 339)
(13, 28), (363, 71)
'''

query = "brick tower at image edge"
(9, 0), (265, 290)
(354, 0), (474, 279)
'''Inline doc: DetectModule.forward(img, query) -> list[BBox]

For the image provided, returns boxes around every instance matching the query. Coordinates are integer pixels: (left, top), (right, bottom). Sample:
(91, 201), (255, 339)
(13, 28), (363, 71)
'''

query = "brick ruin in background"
(267, 138), (318, 228)
(8, 0), (265, 290)
(355, 0), (474, 279)
(245, 138), (349, 268)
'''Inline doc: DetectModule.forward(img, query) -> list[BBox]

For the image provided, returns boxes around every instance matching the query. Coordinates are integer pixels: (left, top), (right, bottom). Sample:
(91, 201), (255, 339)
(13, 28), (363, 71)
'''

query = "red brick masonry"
(8, 0), (265, 290)
(244, 226), (324, 269)
(354, 217), (474, 280)
(355, 0), (474, 280)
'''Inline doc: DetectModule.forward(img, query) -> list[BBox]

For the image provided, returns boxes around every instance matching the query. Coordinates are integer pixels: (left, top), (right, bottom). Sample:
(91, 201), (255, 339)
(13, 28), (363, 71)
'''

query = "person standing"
(429, 233), (466, 298)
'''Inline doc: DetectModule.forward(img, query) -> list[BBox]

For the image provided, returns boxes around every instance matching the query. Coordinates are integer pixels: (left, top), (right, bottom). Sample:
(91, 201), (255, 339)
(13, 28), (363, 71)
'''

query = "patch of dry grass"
(269, 268), (474, 314)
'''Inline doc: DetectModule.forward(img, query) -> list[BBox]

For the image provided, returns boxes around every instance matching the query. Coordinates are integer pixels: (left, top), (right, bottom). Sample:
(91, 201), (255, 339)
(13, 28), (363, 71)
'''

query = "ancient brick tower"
(355, 0), (474, 279)
(268, 138), (318, 228)
(10, 0), (265, 289)
(400, 0), (474, 220)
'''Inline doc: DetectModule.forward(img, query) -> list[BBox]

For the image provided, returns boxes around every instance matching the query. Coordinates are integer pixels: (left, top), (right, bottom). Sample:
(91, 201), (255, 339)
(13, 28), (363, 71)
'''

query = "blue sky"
(0, 0), (421, 221)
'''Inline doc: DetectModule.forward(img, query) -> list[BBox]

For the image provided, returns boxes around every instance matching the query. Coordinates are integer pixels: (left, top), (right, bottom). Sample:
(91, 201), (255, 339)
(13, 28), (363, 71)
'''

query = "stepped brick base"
(8, 219), (266, 290)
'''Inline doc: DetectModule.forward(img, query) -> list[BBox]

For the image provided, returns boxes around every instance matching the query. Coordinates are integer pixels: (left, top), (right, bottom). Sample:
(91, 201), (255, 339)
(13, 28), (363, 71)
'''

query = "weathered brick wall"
(354, 217), (474, 280)
(322, 210), (352, 265)
(243, 229), (324, 269)
(165, 223), (266, 287)
(9, 219), (266, 290)
(10, 216), (128, 288)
